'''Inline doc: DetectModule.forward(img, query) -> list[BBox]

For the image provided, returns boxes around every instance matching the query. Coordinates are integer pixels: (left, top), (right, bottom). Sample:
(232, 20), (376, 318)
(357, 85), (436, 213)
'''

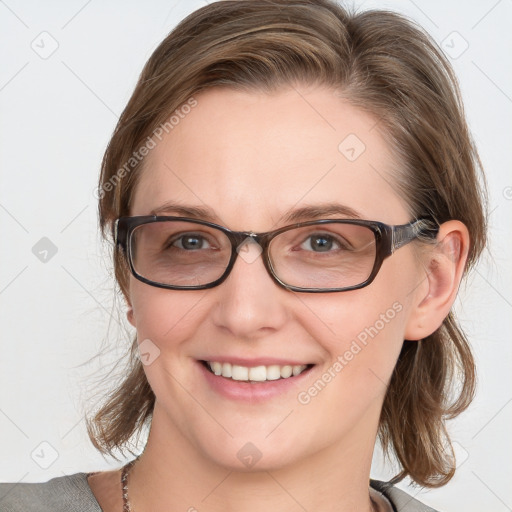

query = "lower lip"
(197, 361), (314, 402)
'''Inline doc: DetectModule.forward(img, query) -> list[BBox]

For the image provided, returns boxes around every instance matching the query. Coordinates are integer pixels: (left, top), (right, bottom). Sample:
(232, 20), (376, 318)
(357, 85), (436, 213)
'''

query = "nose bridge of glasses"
(224, 230), (291, 293)
(226, 229), (272, 253)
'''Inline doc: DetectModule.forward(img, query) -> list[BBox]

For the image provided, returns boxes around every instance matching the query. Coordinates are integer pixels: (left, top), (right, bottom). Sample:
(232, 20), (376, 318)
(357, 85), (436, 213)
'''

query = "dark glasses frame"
(114, 215), (439, 293)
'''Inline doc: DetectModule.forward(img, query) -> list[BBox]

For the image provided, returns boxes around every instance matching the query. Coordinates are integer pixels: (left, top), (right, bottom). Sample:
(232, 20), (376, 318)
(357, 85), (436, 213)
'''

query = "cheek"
(128, 282), (214, 412)
(129, 279), (208, 347)
(296, 258), (418, 387)
(298, 292), (407, 373)
(290, 294), (411, 444)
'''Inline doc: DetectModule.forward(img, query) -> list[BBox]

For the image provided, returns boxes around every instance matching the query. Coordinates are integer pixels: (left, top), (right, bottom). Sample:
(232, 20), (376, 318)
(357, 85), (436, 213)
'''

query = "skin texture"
(88, 85), (469, 512)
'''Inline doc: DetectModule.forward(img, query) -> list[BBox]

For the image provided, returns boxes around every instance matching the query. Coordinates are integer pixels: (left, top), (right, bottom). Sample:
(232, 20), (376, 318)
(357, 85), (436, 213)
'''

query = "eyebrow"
(150, 201), (218, 221)
(149, 201), (362, 225)
(281, 204), (362, 223)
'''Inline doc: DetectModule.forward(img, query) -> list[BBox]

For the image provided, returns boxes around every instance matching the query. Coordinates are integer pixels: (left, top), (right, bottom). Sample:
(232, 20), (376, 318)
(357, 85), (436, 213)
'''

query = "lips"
(197, 358), (315, 401)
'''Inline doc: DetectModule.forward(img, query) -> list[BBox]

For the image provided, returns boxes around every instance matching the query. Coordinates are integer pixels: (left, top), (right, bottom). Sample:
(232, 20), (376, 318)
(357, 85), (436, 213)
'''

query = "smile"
(203, 361), (312, 382)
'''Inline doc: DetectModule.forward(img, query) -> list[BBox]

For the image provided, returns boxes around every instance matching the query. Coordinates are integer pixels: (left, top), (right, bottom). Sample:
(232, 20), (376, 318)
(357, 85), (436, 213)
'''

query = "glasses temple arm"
(390, 219), (439, 253)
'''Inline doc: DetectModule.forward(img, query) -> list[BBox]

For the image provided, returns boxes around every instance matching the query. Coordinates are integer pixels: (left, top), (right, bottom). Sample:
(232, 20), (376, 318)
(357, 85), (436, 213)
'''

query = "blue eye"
(172, 234), (211, 250)
(300, 234), (341, 252)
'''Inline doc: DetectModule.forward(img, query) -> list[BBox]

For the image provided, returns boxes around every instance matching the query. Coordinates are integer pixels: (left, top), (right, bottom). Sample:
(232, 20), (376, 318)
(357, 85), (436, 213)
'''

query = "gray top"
(0, 473), (440, 511)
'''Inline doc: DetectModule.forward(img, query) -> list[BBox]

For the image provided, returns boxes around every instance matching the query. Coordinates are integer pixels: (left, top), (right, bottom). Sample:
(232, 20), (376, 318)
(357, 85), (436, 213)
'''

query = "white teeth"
(292, 365), (304, 376)
(231, 365), (249, 381)
(266, 365), (281, 380)
(206, 361), (308, 381)
(222, 362), (232, 378)
(211, 361), (222, 376)
(280, 365), (293, 378)
(248, 366), (266, 381)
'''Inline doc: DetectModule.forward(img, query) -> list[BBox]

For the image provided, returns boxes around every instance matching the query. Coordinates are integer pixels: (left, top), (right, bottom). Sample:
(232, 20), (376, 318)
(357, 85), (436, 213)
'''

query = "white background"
(0, 1), (511, 510)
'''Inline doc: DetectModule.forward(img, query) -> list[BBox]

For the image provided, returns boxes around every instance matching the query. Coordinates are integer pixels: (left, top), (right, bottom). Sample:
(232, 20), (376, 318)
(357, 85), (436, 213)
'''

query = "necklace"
(121, 458), (138, 512)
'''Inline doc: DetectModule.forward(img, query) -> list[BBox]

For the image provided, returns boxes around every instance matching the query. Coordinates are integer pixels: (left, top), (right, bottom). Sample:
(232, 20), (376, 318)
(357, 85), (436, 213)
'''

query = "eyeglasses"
(114, 216), (439, 293)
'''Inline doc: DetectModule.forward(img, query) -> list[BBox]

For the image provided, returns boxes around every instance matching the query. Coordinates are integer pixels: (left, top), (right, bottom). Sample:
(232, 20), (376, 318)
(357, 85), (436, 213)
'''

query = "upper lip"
(198, 357), (314, 367)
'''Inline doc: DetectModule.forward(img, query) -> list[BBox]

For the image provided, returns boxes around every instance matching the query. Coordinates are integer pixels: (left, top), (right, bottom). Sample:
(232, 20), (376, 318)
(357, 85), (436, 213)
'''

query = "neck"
(126, 402), (381, 512)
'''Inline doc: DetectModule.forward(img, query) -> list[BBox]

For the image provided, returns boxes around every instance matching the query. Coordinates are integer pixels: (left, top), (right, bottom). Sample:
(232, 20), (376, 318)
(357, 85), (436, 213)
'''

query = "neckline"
(81, 472), (395, 512)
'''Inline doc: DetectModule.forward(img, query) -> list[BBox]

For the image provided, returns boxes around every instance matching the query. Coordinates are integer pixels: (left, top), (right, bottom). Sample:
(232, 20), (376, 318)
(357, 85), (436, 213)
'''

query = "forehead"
(131, 85), (409, 228)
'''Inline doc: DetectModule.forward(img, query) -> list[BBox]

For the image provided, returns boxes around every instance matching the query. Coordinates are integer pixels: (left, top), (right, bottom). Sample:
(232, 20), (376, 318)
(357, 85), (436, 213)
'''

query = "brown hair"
(87, 0), (487, 487)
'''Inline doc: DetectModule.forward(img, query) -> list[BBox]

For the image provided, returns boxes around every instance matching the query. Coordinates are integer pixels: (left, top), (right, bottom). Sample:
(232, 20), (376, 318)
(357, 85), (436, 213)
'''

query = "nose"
(211, 240), (290, 339)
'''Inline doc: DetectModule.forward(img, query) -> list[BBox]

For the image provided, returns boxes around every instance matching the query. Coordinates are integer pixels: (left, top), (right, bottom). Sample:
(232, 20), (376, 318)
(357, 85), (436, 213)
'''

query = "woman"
(0, 0), (487, 511)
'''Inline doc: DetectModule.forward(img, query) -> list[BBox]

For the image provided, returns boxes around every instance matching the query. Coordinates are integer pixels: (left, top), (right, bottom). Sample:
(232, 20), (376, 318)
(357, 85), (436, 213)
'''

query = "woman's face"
(127, 85), (427, 470)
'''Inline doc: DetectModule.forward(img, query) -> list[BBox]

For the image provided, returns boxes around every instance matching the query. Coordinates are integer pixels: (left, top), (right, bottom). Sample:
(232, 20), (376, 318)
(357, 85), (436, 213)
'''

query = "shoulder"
(0, 473), (101, 512)
(371, 479), (441, 512)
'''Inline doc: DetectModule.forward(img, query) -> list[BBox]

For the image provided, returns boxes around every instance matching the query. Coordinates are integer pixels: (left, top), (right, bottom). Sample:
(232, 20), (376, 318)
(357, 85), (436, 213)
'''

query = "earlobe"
(404, 220), (470, 341)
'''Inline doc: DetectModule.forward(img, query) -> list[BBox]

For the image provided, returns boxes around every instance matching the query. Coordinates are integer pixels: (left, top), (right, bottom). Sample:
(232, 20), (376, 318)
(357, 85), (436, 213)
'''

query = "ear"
(126, 303), (136, 327)
(404, 220), (470, 340)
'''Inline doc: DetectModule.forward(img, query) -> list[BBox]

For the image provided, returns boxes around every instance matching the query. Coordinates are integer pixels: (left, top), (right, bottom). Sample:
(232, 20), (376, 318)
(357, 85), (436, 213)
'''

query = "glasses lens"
(269, 222), (377, 290)
(130, 221), (231, 287)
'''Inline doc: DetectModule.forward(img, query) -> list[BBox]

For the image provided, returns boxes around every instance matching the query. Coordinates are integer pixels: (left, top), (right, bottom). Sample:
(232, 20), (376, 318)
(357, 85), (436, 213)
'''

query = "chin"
(204, 443), (300, 473)
(184, 425), (304, 473)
